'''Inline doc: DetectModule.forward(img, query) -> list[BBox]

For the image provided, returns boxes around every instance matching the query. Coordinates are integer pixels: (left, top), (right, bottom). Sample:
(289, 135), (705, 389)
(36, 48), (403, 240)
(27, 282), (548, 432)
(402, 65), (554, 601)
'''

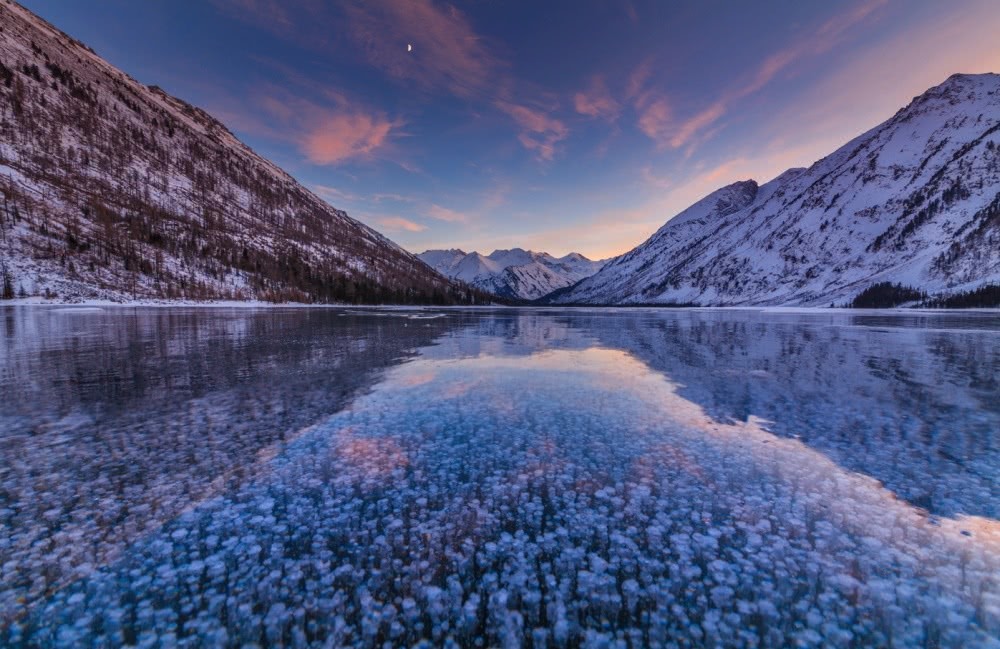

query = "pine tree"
(1, 263), (14, 299)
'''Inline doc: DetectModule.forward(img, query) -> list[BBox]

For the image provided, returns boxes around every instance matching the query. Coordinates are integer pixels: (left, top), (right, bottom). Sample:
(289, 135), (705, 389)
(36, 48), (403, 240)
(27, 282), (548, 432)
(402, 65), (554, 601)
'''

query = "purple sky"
(21, 0), (1000, 258)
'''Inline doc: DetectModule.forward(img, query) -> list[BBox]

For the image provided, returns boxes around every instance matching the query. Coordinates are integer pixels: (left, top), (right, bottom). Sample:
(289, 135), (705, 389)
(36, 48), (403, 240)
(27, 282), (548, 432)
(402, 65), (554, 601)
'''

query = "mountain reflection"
(554, 309), (999, 519)
(0, 307), (461, 625)
(2, 307), (998, 646)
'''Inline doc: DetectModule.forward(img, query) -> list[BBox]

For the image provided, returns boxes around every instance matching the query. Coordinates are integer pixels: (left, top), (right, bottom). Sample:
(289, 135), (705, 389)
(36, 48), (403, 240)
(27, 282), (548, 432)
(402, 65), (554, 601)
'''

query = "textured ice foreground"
(2, 307), (999, 647)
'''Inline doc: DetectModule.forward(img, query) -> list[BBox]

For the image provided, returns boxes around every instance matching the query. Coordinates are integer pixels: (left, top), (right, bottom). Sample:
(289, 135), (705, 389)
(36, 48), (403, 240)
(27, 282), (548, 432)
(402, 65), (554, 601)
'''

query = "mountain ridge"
(0, 0), (481, 304)
(418, 247), (606, 300)
(546, 72), (1000, 306)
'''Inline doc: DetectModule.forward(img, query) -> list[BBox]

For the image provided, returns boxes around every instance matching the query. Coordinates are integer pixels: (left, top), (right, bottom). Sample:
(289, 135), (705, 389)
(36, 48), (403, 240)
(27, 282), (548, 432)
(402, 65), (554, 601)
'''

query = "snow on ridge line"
(550, 73), (1000, 307)
(419, 247), (608, 300)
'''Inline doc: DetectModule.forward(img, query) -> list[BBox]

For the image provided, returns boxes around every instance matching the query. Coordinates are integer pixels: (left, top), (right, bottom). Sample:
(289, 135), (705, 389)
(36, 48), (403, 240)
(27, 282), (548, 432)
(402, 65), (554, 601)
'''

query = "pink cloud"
(204, 72), (400, 167)
(226, 82), (400, 166)
(313, 184), (362, 203)
(626, 61), (654, 101)
(668, 101), (725, 148)
(636, 96), (672, 145)
(516, 134), (557, 161)
(374, 192), (419, 204)
(735, 0), (887, 102)
(629, 77), (720, 150)
(816, 0), (888, 42)
(427, 204), (468, 223)
(301, 113), (395, 165)
(499, 102), (560, 134)
(625, 61), (676, 148)
(497, 101), (568, 160)
(481, 183), (510, 211)
(628, 0), (888, 151)
(377, 216), (427, 233)
(641, 167), (672, 190)
(395, 160), (423, 174)
(574, 76), (620, 122)
(741, 49), (800, 98)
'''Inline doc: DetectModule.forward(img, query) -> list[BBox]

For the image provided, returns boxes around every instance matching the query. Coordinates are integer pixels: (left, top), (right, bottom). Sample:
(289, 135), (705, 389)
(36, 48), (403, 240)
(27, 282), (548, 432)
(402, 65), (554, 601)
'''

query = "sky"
(21, 0), (1000, 259)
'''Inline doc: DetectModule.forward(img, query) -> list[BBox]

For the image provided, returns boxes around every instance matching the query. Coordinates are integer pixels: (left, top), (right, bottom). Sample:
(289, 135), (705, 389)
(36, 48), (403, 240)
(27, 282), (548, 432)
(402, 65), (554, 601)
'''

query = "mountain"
(547, 73), (1000, 306)
(418, 247), (605, 300)
(0, 1), (479, 304)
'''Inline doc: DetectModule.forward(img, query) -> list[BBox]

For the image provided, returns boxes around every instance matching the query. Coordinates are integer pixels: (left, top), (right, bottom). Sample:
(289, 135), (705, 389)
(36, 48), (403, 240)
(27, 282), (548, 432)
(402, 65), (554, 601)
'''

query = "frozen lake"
(1, 306), (998, 647)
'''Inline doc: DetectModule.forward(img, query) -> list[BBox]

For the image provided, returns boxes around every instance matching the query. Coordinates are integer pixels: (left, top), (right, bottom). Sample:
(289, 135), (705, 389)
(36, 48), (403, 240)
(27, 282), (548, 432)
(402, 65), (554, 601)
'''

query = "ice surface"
(1, 306), (998, 647)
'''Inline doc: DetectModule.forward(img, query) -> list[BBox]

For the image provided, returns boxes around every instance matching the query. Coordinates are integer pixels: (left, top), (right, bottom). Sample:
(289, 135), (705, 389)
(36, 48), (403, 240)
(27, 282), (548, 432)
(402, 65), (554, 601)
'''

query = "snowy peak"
(903, 73), (998, 116)
(550, 73), (1000, 306)
(486, 248), (539, 268)
(419, 248), (606, 300)
(416, 249), (468, 273)
(649, 179), (758, 239)
(711, 179), (759, 212)
(453, 252), (503, 282)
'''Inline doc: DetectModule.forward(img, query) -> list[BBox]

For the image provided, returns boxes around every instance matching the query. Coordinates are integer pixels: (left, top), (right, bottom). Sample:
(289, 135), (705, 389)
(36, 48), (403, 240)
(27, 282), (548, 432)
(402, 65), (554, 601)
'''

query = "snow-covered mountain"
(0, 1), (479, 304)
(548, 73), (1000, 306)
(419, 248), (605, 300)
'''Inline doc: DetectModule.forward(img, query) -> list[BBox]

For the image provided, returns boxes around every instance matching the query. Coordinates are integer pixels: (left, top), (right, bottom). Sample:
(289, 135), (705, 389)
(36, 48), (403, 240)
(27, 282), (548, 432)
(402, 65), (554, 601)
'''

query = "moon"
(407, 43), (412, 52)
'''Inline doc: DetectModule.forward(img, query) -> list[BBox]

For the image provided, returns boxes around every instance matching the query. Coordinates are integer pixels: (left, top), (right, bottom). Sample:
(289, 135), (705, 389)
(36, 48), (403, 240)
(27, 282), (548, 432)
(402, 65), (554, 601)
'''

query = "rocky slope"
(419, 247), (605, 300)
(548, 73), (1000, 306)
(0, 0), (477, 304)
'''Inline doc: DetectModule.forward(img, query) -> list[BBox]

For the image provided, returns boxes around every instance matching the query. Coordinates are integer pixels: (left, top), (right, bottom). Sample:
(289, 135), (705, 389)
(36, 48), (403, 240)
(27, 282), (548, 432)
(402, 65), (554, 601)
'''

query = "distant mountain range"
(0, 1), (479, 304)
(419, 248), (605, 300)
(546, 73), (1000, 306)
